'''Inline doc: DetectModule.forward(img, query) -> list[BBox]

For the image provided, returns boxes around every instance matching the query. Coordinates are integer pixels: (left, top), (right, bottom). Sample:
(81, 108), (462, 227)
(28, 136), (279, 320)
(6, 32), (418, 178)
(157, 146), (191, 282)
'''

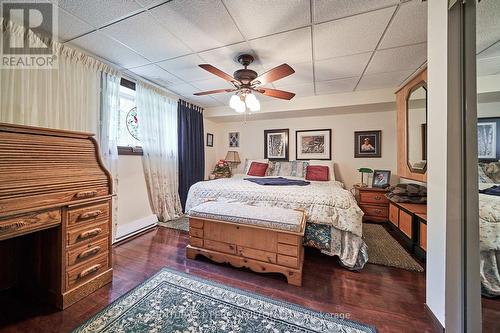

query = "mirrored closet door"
(475, 0), (500, 331)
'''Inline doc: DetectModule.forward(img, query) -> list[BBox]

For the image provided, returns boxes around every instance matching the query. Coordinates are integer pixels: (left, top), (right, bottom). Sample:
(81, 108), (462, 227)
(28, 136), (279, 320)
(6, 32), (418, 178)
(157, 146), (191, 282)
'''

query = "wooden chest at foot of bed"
(186, 202), (307, 286)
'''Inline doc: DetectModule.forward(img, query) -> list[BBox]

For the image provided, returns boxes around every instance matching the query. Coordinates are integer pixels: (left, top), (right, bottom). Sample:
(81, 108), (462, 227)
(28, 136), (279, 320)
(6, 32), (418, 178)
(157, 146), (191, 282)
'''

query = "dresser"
(0, 123), (113, 309)
(355, 186), (390, 223)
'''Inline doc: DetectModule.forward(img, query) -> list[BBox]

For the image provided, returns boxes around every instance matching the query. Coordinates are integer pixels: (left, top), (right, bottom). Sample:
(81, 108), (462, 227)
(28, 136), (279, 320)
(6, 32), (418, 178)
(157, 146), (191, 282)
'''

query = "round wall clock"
(126, 107), (139, 140)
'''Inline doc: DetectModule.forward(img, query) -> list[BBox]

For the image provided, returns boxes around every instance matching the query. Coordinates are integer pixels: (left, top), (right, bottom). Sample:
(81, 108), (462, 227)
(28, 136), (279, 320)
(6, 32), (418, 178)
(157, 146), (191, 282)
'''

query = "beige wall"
(207, 110), (398, 190)
(116, 155), (156, 240)
(204, 118), (220, 179)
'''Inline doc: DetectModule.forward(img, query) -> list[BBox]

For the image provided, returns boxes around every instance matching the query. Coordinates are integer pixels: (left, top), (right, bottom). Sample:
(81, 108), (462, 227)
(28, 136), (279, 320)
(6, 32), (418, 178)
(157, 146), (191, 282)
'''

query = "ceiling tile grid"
(55, 0), (431, 107)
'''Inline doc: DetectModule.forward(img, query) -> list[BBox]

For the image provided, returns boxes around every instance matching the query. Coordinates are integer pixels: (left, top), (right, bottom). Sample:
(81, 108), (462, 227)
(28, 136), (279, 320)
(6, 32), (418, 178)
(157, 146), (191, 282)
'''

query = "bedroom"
(0, 0), (498, 332)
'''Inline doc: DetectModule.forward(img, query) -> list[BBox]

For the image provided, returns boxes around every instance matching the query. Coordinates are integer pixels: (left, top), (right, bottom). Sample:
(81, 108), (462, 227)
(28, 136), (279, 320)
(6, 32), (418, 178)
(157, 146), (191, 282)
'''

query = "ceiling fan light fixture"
(234, 99), (246, 113)
(245, 93), (260, 112)
(229, 94), (240, 109)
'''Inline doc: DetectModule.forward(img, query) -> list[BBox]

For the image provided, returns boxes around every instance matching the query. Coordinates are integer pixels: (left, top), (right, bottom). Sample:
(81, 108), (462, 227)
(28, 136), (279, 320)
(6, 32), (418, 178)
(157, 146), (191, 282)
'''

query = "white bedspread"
(185, 175), (367, 269)
(185, 175), (363, 237)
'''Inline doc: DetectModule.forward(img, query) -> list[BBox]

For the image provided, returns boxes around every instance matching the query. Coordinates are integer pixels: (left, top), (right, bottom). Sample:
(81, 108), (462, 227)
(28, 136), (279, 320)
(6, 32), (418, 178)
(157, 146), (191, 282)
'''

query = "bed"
(479, 182), (500, 297)
(185, 174), (368, 270)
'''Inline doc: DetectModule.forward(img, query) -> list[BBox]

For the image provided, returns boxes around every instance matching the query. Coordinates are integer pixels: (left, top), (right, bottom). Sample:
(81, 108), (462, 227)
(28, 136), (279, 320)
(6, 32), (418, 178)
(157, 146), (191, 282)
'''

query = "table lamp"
(225, 151), (241, 171)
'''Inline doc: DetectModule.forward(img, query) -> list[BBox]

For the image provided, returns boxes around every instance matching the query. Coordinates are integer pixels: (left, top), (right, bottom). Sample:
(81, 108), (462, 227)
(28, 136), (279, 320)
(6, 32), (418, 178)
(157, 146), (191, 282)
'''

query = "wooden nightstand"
(355, 186), (390, 223)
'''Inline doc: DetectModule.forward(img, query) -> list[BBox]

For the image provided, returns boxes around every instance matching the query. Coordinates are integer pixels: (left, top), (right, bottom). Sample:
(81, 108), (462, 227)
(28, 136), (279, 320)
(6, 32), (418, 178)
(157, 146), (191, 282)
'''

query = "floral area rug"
(73, 268), (376, 333)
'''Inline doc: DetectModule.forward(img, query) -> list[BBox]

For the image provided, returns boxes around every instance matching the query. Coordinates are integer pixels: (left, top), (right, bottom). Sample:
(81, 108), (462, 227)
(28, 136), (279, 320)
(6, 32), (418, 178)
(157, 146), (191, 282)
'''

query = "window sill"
(118, 146), (143, 156)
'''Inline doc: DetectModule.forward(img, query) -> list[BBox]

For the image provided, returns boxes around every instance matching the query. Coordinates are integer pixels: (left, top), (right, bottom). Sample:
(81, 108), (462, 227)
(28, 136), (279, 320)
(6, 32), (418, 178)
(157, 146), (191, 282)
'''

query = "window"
(118, 78), (142, 155)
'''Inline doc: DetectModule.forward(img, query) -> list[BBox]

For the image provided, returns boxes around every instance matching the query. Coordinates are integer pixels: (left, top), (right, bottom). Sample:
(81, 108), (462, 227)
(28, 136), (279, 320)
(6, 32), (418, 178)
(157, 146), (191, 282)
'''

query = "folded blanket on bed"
(480, 185), (500, 197)
(244, 177), (311, 186)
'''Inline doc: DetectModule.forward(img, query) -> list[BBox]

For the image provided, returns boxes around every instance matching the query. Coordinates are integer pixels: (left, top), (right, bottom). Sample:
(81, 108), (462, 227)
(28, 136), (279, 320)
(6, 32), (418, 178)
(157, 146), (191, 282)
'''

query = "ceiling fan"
(194, 54), (296, 112)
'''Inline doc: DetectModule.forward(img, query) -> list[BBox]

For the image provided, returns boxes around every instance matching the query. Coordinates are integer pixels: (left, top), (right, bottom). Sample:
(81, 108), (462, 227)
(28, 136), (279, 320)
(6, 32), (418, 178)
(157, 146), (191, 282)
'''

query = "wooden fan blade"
(199, 64), (238, 84)
(256, 88), (295, 100)
(194, 88), (236, 96)
(251, 64), (295, 86)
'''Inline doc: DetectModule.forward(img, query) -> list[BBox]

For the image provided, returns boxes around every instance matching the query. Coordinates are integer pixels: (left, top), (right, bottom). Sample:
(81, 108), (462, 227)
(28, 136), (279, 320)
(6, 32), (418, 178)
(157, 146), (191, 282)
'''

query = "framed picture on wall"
(206, 133), (214, 147)
(295, 129), (331, 160)
(228, 132), (239, 148)
(478, 118), (499, 161)
(354, 130), (382, 158)
(264, 129), (289, 161)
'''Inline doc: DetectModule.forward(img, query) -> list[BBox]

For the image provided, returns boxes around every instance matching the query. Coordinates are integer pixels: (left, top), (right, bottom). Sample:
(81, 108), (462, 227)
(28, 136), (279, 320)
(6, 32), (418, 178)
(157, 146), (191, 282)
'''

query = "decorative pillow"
(308, 160), (335, 181)
(484, 162), (500, 183)
(269, 161), (309, 178)
(247, 162), (268, 177)
(306, 165), (329, 181)
(478, 164), (494, 183)
(243, 158), (268, 174)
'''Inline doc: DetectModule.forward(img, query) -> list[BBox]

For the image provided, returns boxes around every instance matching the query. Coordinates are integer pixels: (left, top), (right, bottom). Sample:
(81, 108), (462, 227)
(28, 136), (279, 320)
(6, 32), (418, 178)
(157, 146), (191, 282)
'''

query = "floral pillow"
(268, 161), (309, 178)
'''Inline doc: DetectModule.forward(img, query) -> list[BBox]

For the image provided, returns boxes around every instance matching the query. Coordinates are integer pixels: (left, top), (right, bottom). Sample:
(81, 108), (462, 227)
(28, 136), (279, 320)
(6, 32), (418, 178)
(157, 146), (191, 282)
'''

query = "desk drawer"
(67, 201), (110, 227)
(66, 253), (109, 290)
(67, 237), (108, 268)
(359, 191), (389, 205)
(0, 209), (61, 241)
(67, 221), (109, 247)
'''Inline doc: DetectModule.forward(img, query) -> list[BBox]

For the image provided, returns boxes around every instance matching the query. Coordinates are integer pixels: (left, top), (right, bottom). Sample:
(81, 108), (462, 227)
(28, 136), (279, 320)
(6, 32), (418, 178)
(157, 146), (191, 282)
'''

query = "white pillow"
(307, 160), (335, 181)
(243, 158), (269, 174)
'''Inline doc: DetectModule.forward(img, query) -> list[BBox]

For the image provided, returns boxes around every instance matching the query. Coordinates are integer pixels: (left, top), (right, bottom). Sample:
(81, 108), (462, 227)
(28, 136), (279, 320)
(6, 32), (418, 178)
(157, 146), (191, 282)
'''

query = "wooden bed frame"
(186, 211), (307, 286)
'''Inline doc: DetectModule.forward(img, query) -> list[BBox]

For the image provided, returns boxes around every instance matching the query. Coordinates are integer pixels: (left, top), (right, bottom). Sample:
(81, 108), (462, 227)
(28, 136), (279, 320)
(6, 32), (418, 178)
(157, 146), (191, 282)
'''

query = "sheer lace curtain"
(0, 19), (121, 239)
(137, 83), (182, 222)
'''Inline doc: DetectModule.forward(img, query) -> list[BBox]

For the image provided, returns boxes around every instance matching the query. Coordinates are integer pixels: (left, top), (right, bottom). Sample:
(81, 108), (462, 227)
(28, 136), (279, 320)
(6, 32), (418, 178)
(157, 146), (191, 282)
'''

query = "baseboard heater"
(114, 214), (158, 244)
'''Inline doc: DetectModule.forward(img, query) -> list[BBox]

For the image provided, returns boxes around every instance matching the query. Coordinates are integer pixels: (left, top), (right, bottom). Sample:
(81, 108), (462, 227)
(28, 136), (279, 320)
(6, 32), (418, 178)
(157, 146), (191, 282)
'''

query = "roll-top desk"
(0, 123), (113, 309)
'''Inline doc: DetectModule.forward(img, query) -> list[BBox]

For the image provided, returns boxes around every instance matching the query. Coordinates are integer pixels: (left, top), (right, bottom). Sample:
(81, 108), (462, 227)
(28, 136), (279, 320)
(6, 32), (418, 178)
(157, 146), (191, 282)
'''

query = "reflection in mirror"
(407, 84), (427, 173)
(477, 0), (500, 331)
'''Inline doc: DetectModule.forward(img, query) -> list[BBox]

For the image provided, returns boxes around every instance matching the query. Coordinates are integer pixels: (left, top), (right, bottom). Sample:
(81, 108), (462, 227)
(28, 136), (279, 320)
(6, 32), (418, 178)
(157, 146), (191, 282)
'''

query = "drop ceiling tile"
(55, 7), (94, 42)
(198, 42), (263, 75)
(157, 54), (215, 82)
(272, 62), (313, 88)
(313, 6), (396, 60)
(477, 57), (500, 77)
(357, 69), (413, 91)
(223, 0), (310, 39)
(149, 0), (244, 52)
(55, 0), (142, 27)
(479, 41), (500, 59)
(186, 95), (223, 108)
(379, 0), (427, 49)
(191, 78), (235, 91)
(315, 77), (358, 95)
(275, 83), (315, 98)
(477, 0), (500, 53)
(69, 31), (149, 68)
(134, 0), (166, 8)
(249, 27), (312, 68)
(313, 0), (399, 23)
(129, 64), (183, 86)
(100, 12), (190, 62)
(314, 52), (372, 81)
(365, 43), (426, 74)
(168, 82), (199, 97)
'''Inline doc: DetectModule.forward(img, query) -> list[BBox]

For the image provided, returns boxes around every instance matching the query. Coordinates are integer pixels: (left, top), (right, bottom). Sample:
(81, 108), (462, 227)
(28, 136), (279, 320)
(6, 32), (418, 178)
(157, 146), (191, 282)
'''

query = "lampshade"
(245, 93), (260, 112)
(229, 94), (240, 109)
(234, 99), (246, 113)
(225, 150), (241, 163)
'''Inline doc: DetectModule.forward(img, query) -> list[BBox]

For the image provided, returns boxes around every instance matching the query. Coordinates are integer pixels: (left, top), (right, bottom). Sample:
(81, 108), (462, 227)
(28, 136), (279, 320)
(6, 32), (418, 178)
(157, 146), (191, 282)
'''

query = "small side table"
(355, 186), (390, 223)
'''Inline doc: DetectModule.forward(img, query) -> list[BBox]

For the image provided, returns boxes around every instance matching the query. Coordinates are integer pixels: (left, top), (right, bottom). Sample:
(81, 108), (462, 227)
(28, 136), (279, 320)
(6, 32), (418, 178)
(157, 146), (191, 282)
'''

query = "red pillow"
(306, 165), (329, 181)
(247, 162), (268, 177)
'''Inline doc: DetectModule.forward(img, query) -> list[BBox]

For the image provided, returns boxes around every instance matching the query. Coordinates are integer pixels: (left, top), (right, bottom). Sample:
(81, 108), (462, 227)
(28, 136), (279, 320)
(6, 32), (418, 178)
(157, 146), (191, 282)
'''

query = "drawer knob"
(77, 246), (101, 259)
(375, 209), (382, 214)
(79, 210), (102, 220)
(374, 196), (382, 200)
(77, 228), (102, 240)
(75, 190), (98, 199)
(78, 264), (101, 279)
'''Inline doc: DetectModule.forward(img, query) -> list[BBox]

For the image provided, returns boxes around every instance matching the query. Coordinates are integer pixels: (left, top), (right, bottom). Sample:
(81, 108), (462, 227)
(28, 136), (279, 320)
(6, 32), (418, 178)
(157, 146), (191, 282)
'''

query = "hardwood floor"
(0, 226), (443, 333)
